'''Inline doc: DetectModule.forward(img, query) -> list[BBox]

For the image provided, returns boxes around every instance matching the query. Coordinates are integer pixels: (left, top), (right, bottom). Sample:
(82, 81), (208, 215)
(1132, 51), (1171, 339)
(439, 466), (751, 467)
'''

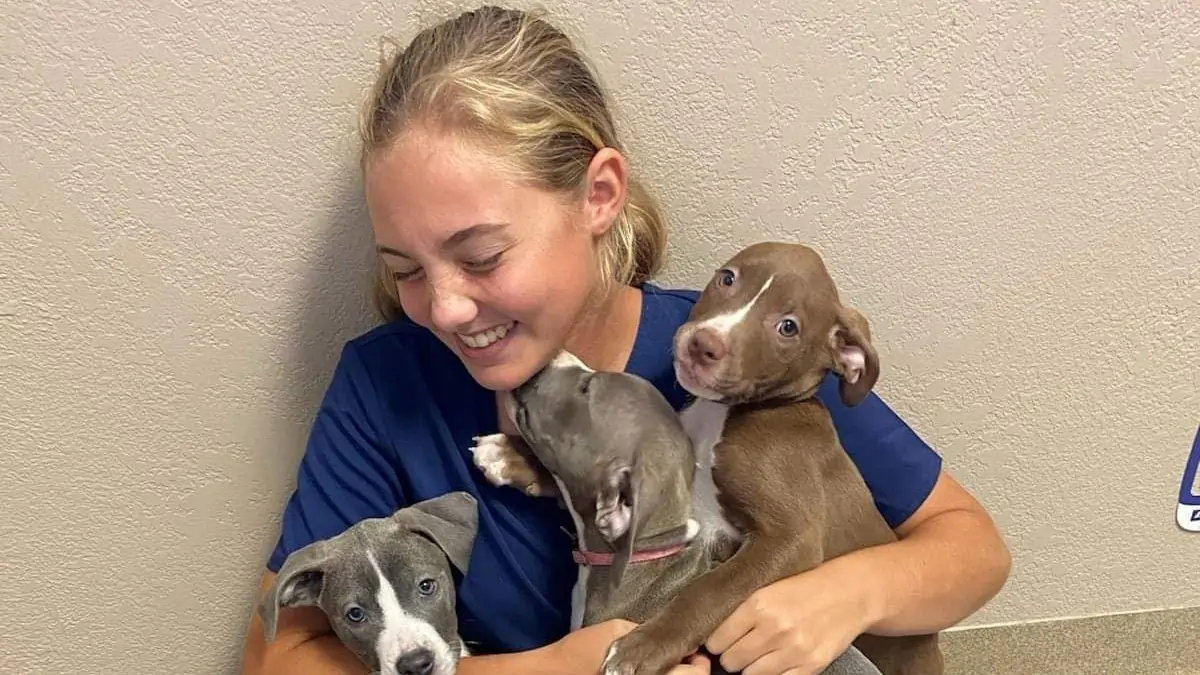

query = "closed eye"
(462, 251), (504, 274)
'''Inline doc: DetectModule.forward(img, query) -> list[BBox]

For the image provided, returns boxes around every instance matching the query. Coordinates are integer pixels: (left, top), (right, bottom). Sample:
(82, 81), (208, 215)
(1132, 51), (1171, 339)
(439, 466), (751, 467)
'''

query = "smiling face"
(364, 128), (627, 391)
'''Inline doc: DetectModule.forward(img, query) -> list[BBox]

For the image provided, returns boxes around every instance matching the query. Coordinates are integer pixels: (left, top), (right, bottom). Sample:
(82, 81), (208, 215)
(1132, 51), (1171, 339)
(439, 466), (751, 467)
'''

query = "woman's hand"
(704, 561), (871, 675)
(670, 651), (713, 674)
(546, 619), (713, 675)
(546, 619), (637, 673)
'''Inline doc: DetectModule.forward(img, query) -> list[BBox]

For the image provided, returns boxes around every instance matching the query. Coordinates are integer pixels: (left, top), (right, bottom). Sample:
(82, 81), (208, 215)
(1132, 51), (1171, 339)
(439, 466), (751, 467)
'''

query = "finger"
(669, 653), (712, 675)
(715, 627), (778, 673)
(743, 649), (818, 675)
(607, 618), (638, 639)
(705, 601), (757, 654)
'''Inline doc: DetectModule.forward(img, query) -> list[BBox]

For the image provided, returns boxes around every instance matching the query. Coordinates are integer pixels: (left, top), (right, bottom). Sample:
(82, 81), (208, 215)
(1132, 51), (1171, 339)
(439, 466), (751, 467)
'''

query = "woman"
(239, 6), (1011, 675)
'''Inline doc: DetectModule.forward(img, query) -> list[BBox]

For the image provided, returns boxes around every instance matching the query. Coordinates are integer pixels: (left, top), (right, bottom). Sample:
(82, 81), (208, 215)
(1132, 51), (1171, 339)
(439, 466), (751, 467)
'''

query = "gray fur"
(259, 492), (480, 675)
(501, 352), (882, 674)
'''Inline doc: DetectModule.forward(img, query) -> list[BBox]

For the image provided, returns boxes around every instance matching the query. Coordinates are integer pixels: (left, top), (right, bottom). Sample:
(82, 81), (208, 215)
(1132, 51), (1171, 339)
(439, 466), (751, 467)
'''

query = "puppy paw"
(470, 434), (546, 496)
(601, 629), (687, 675)
(470, 433), (522, 487)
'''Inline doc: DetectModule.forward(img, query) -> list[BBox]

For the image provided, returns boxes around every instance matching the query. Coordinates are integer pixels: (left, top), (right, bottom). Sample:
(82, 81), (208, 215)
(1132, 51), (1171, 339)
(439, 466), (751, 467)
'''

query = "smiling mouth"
(456, 321), (515, 349)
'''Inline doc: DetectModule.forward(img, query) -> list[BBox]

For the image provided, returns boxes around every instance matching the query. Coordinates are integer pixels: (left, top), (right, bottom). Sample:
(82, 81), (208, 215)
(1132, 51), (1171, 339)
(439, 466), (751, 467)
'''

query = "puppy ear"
(259, 539), (332, 643)
(396, 491), (480, 574)
(594, 462), (638, 591)
(829, 305), (879, 406)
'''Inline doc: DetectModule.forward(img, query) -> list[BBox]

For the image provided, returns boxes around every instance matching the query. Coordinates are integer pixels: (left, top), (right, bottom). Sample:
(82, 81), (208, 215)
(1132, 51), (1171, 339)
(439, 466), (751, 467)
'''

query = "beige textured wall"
(2, 0), (1197, 672)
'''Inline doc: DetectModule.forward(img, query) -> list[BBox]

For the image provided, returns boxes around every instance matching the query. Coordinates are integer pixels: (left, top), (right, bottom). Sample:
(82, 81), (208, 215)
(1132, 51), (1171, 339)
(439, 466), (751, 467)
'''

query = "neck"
(575, 519), (699, 566)
(563, 283), (641, 372)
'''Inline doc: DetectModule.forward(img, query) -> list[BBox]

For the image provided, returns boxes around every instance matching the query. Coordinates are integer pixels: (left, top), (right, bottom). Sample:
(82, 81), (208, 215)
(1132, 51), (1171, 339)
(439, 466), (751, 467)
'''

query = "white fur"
(602, 642), (628, 675)
(369, 550), (456, 675)
(680, 398), (741, 547)
(696, 274), (776, 338)
(550, 349), (592, 371)
(469, 433), (516, 487)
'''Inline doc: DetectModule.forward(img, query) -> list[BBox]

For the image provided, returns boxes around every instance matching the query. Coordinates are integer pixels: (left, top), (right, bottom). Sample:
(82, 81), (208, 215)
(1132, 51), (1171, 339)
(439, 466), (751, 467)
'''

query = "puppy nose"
(688, 328), (726, 365)
(394, 648), (435, 675)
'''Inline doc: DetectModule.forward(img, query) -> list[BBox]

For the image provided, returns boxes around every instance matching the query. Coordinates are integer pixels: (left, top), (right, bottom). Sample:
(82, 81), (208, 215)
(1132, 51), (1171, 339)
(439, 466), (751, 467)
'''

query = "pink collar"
(571, 542), (688, 566)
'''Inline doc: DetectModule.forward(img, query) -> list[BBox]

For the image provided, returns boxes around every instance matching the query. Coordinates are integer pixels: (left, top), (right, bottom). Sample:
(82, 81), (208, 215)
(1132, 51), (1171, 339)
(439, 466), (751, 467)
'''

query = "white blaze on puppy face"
(370, 551), (455, 675)
(695, 274), (776, 339)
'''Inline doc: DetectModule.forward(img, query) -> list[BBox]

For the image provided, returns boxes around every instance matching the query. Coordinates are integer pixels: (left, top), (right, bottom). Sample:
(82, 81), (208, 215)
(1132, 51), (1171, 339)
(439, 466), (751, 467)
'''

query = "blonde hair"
(359, 5), (669, 322)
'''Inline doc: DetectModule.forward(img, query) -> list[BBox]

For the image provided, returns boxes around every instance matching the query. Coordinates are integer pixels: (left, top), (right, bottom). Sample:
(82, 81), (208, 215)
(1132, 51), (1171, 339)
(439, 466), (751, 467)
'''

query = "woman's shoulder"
(640, 281), (701, 309)
(323, 316), (475, 418)
(338, 316), (455, 375)
(635, 281), (701, 341)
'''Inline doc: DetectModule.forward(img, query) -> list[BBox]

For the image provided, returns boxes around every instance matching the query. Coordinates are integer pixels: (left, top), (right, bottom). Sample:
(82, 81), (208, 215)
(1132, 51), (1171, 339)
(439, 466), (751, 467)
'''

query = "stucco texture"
(2, 0), (1197, 673)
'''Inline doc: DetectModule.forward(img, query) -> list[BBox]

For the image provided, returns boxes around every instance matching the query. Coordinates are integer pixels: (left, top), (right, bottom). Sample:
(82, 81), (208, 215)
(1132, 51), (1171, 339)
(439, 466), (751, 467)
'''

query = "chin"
(674, 361), (732, 402)
(462, 360), (540, 393)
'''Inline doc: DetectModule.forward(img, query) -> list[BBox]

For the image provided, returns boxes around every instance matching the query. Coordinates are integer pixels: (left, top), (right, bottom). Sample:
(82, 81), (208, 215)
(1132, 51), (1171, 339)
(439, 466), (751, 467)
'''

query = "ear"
(829, 305), (880, 407)
(258, 539), (332, 643)
(581, 147), (628, 237)
(395, 492), (480, 574)
(594, 462), (638, 590)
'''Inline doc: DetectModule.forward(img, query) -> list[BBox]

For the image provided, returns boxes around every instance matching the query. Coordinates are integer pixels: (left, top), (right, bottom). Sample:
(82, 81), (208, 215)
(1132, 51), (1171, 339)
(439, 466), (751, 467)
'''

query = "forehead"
(346, 520), (447, 567)
(729, 246), (836, 299)
(363, 131), (539, 249)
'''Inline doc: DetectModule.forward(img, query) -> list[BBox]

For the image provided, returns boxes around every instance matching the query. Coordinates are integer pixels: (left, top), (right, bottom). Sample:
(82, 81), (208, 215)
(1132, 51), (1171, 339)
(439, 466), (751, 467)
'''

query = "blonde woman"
(240, 6), (1011, 675)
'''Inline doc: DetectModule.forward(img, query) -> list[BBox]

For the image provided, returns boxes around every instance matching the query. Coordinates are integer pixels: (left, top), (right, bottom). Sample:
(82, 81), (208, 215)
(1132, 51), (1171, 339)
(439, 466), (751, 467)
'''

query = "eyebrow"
(376, 222), (510, 259)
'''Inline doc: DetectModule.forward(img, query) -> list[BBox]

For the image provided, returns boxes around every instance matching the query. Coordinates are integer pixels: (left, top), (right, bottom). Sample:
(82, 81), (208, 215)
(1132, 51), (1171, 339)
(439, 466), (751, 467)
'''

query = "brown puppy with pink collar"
(600, 241), (944, 675)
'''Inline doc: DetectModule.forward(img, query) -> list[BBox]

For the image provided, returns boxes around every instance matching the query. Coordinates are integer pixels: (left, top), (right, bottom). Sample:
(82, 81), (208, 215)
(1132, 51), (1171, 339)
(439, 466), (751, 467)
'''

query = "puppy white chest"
(681, 398), (740, 545)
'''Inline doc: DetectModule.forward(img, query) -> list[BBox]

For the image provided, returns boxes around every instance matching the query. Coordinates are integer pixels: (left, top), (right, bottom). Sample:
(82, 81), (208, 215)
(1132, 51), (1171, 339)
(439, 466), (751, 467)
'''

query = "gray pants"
(824, 646), (884, 675)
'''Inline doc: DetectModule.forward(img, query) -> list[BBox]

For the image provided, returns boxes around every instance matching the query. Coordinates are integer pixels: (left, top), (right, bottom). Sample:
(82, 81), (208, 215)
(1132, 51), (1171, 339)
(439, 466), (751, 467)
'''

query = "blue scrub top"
(268, 283), (942, 654)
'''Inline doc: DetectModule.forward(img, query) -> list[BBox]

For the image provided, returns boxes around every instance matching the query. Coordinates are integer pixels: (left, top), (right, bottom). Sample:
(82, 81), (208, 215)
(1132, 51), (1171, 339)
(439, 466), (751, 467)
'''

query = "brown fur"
(601, 242), (944, 675)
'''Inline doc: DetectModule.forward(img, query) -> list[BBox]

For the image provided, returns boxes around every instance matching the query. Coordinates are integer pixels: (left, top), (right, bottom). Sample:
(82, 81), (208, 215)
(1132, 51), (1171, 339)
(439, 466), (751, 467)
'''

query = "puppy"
(599, 242), (944, 675)
(472, 350), (889, 675)
(259, 492), (480, 675)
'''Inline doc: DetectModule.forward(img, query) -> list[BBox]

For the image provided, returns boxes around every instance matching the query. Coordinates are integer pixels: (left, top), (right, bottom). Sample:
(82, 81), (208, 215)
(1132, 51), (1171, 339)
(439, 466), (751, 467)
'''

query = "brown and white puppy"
(600, 241), (944, 675)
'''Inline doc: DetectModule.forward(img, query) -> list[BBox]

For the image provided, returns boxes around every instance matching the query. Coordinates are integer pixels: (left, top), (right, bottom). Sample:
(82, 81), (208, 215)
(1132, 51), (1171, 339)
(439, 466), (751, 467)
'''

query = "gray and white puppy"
(259, 492), (479, 675)
(473, 351), (718, 629)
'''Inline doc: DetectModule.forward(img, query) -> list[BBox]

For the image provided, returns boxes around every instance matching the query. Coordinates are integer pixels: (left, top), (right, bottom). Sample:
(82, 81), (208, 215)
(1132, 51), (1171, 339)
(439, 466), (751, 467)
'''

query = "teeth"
(459, 322), (513, 349)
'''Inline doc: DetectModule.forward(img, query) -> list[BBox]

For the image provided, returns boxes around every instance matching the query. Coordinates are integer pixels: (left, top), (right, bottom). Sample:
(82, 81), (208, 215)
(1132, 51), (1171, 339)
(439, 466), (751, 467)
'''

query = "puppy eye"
(776, 318), (799, 337)
(579, 373), (593, 395)
(417, 578), (438, 596)
(345, 605), (366, 623)
(716, 269), (735, 287)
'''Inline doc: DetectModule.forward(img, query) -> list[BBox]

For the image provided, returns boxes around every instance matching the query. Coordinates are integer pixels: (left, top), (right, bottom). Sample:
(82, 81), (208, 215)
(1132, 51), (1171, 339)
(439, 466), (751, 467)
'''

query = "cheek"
(394, 282), (432, 325)
(495, 246), (595, 316)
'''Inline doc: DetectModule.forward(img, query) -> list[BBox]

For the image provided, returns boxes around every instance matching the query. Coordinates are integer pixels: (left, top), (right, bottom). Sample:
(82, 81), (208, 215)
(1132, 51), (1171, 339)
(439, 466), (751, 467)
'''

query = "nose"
(428, 278), (477, 333)
(687, 327), (726, 366)
(394, 648), (435, 675)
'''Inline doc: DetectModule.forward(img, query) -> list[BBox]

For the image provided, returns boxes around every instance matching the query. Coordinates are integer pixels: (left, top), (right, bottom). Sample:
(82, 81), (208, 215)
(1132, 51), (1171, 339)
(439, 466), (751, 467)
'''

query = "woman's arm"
(240, 570), (639, 675)
(830, 469), (1011, 636)
(702, 378), (1010, 674)
(240, 571), (370, 675)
